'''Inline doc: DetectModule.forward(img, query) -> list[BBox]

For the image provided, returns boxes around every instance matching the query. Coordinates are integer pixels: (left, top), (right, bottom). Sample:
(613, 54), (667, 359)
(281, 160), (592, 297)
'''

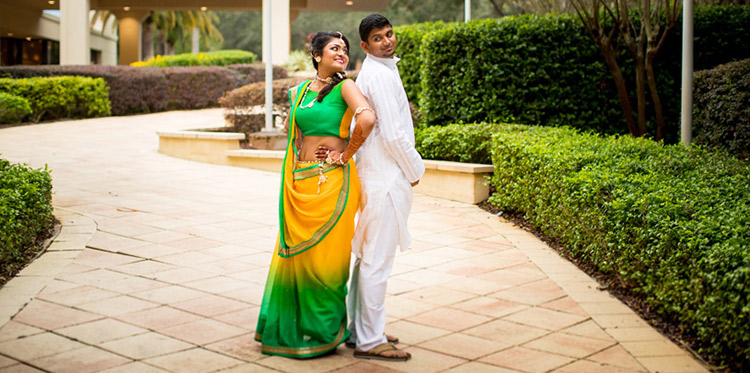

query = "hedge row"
(392, 21), (448, 103)
(132, 49), (258, 67)
(693, 58), (750, 159)
(396, 6), (750, 140)
(0, 76), (110, 123)
(484, 124), (749, 369)
(0, 158), (54, 269)
(0, 92), (32, 124)
(0, 64), (287, 116)
(414, 123), (494, 164)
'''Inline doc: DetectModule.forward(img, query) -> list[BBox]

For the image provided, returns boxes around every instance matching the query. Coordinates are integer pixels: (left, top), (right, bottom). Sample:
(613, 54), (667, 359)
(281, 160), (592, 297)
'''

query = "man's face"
(361, 25), (397, 58)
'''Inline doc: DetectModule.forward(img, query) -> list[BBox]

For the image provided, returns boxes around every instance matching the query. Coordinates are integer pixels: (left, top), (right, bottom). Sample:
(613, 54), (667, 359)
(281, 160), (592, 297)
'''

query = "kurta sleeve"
(364, 76), (425, 183)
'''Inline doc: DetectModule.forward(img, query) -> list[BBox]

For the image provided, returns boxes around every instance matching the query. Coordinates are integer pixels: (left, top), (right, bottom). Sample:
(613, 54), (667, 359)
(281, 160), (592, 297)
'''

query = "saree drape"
(255, 80), (360, 358)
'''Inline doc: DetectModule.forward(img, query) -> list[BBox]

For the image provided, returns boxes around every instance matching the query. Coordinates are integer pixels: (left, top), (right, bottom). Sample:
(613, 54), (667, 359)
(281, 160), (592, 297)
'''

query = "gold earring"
(315, 56), (321, 63)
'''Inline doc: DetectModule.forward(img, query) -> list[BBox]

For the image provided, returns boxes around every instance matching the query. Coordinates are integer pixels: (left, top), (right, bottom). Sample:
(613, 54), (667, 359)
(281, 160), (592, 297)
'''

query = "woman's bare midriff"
(297, 135), (346, 162)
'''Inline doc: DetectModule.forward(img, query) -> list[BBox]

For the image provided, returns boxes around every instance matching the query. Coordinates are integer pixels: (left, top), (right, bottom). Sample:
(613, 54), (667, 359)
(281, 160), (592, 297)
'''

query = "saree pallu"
(255, 80), (360, 358)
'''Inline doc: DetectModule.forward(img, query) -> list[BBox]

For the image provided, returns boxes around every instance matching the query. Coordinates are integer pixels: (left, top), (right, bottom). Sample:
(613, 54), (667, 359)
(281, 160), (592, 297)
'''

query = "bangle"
(355, 106), (375, 117)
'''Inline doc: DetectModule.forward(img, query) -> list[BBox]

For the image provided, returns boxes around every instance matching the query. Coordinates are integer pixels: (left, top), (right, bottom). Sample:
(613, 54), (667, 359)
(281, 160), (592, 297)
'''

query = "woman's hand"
(316, 145), (345, 165)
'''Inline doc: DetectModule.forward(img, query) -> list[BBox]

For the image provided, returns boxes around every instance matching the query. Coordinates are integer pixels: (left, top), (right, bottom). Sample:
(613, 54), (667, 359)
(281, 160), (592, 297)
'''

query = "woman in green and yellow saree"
(254, 31), (375, 358)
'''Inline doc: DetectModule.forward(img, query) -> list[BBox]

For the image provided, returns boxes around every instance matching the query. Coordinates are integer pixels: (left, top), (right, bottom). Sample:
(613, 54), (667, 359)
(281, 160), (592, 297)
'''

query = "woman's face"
(317, 38), (349, 71)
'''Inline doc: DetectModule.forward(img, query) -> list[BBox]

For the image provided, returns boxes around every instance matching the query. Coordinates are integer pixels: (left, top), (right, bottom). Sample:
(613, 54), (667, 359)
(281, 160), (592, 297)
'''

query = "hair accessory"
(336, 31), (344, 43)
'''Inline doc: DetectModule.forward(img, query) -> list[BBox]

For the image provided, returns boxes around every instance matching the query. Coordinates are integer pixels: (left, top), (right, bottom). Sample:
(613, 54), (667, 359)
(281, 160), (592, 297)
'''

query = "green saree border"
(278, 80), (311, 251)
(255, 320), (348, 358)
(279, 162), (350, 258)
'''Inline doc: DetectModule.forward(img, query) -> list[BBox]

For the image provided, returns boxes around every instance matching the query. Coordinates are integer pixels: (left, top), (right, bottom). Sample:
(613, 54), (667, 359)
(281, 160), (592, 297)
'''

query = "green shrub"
(133, 49), (257, 67)
(0, 76), (111, 122)
(415, 123), (496, 164)
(691, 5), (750, 71)
(0, 92), (32, 124)
(489, 124), (750, 369)
(393, 21), (450, 104)
(420, 14), (623, 133)
(0, 64), (287, 116)
(0, 158), (54, 269)
(693, 58), (750, 159)
(409, 6), (750, 141)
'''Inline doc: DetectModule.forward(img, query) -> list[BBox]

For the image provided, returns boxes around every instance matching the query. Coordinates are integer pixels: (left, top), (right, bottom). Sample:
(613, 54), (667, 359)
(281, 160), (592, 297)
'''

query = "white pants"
(348, 197), (399, 351)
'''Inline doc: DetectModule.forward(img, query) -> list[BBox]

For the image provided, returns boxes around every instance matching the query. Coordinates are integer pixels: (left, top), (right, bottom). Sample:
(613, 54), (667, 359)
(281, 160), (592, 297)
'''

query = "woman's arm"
(315, 79), (375, 164)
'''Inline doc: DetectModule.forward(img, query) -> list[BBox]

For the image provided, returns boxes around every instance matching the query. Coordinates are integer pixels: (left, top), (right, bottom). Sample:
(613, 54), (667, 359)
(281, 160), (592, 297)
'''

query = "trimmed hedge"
(0, 64), (287, 116)
(419, 14), (625, 133)
(0, 76), (111, 122)
(693, 58), (750, 160)
(0, 92), (32, 124)
(393, 21), (449, 104)
(219, 77), (305, 133)
(488, 124), (749, 369)
(0, 158), (54, 269)
(399, 6), (750, 140)
(415, 123), (494, 164)
(132, 50), (257, 67)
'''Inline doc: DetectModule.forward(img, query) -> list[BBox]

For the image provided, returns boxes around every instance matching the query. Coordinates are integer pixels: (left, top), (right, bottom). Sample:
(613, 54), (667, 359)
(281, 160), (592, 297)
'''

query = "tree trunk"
(646, 51), (666, 140)
(488, 0), (506, 16)
(141, 14), (154, 61)
(192, 27), (200, 54)
(634, 45), (647, 137)
(600, 44), (639, 137)
(156, 30), (166, 56)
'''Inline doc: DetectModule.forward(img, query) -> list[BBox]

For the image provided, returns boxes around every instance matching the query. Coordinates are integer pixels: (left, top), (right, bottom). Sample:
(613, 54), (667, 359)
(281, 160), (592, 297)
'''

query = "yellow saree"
(255, 80), (360, 358)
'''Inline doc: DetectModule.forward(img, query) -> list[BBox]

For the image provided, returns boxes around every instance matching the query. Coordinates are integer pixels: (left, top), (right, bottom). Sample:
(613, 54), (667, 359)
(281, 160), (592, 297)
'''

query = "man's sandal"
(345, 334), (399, 349)
(353, 343), (411, 362)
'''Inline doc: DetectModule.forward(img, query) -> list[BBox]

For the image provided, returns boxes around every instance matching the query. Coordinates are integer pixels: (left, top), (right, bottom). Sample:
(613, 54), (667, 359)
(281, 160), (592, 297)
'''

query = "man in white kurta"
(348, 14), (425, 361)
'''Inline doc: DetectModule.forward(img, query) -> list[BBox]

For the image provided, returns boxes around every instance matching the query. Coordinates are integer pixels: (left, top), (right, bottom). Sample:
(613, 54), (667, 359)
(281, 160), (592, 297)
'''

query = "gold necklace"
(315, 75), (333, 84)
(299, 81), (320, 109)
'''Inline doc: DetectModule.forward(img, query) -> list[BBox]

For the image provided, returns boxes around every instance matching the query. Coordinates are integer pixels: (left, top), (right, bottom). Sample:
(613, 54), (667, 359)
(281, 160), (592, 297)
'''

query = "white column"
(465, 0), (471, 22)
(271, 0), (290, 65)
(112, 10), (148, 65)
(680, 0), (694, 145)
(263, 0), (274, 131)
(60, 0), (90, 65)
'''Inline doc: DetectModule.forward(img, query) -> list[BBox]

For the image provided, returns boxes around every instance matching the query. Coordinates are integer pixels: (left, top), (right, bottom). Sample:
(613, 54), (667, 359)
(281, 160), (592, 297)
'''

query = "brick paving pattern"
(0, 109), (706, 372)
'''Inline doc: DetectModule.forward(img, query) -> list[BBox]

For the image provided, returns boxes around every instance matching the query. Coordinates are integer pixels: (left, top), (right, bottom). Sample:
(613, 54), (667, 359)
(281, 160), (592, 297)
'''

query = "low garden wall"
(157, 128), (493, 204)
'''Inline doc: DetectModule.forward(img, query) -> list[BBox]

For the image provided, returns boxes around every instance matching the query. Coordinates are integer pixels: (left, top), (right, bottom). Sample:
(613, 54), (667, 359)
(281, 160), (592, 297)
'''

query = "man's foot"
(353, 343), (411, 362)
(345, 334), (399, 349)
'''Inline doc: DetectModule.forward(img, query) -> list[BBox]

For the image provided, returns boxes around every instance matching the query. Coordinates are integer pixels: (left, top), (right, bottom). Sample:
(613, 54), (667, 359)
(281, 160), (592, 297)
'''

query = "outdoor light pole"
(465, 0), (471, 22)
(263, 0), (273, 132)
(680, 0), (693, 145)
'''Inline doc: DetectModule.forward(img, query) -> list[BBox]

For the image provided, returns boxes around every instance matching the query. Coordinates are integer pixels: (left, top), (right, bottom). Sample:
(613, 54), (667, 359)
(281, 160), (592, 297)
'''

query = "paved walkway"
(0, 109), (706, 372)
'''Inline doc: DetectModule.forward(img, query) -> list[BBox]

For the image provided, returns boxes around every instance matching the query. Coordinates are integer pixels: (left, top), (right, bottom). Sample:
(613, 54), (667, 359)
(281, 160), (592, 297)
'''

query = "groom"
(346, 14), (425, 362)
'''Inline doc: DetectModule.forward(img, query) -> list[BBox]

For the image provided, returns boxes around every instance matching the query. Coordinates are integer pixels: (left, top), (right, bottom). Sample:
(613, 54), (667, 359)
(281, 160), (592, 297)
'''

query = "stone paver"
(0, 109), (707, 372)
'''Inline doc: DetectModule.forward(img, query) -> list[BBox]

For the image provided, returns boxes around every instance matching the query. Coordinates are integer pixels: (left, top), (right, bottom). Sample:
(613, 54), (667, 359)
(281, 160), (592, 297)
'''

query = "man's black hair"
(359, 14), (392, 42)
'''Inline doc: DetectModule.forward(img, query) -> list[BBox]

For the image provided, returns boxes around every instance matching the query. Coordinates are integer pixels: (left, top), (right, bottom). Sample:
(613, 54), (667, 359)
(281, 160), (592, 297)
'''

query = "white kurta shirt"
(351, 54), (426, 264)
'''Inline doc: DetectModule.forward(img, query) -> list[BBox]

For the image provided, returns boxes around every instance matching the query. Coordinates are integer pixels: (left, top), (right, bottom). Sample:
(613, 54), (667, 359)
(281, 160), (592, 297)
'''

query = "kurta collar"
(366, 53), (400, 70)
